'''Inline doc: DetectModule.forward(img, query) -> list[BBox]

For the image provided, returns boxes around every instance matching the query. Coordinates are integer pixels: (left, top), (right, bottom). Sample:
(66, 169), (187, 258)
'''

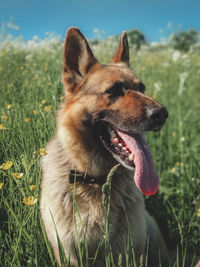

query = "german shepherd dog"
(40, 27), (169, 266)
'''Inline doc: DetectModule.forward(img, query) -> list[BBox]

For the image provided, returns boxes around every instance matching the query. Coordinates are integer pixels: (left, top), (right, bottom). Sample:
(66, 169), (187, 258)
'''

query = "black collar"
(69, 170), (107, 185)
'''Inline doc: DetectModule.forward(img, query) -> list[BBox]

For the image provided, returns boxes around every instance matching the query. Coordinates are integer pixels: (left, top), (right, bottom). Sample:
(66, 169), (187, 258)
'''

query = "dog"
(40, 27), (169, 266)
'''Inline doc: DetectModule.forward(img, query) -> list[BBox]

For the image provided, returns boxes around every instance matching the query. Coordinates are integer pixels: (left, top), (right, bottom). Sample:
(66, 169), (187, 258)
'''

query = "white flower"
(178, 72), (188, 96)
(172, 50), (181, 62)
(154, 82), (162, 92)
(180, 137), (185, 142)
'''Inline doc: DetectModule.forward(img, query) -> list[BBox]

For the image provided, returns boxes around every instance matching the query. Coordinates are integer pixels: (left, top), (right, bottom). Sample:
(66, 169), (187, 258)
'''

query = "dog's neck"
(69, 169), (107, 185)
(57, 124), (116, 177)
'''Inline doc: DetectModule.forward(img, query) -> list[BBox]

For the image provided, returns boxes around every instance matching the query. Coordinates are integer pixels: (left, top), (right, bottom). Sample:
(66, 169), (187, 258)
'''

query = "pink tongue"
(117, 131), (159, 195)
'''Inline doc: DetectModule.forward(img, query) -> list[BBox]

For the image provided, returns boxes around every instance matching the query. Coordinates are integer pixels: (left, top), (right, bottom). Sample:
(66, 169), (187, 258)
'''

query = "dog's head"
(60, 27), (168, 195)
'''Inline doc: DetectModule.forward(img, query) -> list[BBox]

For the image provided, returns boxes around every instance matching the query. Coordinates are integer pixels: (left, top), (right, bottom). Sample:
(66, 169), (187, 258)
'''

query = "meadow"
(0, 35), (200, 266)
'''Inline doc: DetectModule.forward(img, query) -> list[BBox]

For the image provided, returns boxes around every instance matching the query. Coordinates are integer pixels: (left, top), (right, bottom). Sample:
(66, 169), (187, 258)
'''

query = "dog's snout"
(147, 106), (168, 130)
(148, 107), (168, 121)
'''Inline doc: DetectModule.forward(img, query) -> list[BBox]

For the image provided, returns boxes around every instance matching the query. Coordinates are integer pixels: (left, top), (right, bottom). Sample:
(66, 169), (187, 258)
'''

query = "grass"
(0, 37), (200, 266)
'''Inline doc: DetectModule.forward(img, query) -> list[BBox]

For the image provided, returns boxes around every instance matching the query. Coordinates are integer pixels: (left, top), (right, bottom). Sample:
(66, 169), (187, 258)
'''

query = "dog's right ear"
(111, 31), (129, 66)
(62, 27), (97, 92)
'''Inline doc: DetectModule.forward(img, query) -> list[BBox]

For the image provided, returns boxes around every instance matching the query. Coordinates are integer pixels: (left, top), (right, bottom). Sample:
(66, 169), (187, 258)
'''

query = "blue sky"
(0, 0), (200, 42)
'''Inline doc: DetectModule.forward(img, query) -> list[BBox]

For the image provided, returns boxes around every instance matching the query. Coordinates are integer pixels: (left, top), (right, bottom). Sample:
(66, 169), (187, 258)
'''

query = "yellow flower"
(175, 162), (180, 167)
(32, 74), (38, 80)
(172, 132), (176, 137)
(33, 110), (37, 115)
(6, 104), (12, 109)
(39, 148), (48, 156)
(2, 115), (7, 120)
(23, 196), (37, 206)
(180, 137), (185, 142)
(33, 151), (37, 155)
(39, 99), (46, 107)
(24, 118), (30, 123)
(197, 208), (200, 217)
(59, 96), (64, 101)
(0, 124), (4, 130)
(12, 173), (23, 179)
(0, 183), (3, 190)
(29, 185), (35, 191)
(44, 105), (51, 112)
(170, 167), (176, 173)
(0, 161), (13, 170)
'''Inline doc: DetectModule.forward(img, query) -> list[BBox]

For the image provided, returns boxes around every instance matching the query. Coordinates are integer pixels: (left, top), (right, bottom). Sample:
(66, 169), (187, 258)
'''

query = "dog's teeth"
(122, 147), (127, 151)
(129, 152), (135, 161)
(118, 143), (123, 147)
(112, 137), (119, 144)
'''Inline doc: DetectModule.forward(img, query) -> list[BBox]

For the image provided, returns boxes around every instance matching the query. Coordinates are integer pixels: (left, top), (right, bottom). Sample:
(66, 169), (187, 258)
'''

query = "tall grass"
(0, 36), (200, 266)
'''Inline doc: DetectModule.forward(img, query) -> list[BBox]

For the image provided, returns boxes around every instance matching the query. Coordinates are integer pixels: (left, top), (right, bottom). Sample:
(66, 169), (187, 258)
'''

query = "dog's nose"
(147, 106), (168, 130)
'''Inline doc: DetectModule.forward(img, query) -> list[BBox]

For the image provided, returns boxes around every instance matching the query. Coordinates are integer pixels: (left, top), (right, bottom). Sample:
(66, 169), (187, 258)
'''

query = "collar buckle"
(69, 170), (106, 185)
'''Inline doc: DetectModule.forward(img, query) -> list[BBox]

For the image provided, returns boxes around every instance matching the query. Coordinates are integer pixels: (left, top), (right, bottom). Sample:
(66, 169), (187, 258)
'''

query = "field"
(0, 35), (200, 266)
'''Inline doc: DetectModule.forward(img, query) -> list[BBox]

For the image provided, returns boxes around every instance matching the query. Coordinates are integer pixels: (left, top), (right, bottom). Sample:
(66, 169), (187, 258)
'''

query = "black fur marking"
(83, 111), (92, 127)
(137, 82), (146, 93)
(103, 82), (124, 103)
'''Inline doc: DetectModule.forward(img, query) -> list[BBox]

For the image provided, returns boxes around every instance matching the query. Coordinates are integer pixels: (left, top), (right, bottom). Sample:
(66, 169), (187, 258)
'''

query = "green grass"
(0, 39), (200, 266)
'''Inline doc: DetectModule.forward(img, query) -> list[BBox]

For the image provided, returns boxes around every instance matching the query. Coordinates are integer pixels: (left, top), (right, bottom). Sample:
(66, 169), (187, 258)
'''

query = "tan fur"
(40, 27), (169, 266)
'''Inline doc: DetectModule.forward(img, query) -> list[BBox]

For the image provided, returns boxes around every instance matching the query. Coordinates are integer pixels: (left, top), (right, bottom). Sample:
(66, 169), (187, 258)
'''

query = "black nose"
(147, 106), (168, 130)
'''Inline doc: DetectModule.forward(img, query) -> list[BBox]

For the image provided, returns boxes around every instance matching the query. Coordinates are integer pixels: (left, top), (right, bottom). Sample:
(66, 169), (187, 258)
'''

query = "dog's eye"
(103, 82), (124, 98)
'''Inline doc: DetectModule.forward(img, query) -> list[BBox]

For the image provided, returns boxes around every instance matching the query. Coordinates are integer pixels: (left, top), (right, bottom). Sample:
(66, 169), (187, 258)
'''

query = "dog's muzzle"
(147, 106), (168, 131)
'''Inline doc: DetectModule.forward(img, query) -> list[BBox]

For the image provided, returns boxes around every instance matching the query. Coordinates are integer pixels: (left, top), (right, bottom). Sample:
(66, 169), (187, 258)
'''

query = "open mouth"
(99, 124), (136, 170)
(96, 122), (159, 196)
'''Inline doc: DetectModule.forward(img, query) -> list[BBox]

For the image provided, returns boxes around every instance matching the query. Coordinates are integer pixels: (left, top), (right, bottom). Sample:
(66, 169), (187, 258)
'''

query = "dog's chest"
(65, 174), (145, 261)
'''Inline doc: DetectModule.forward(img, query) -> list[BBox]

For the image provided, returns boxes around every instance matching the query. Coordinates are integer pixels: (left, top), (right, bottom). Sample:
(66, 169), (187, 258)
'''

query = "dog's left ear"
(111, 31), (129, 66)
(62, 27), (98, 92)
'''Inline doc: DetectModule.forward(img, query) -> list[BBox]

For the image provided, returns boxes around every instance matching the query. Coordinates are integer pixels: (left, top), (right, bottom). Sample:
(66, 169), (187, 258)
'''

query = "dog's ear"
(62, 27), (98, 92)
(111, 31), (129, 65)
